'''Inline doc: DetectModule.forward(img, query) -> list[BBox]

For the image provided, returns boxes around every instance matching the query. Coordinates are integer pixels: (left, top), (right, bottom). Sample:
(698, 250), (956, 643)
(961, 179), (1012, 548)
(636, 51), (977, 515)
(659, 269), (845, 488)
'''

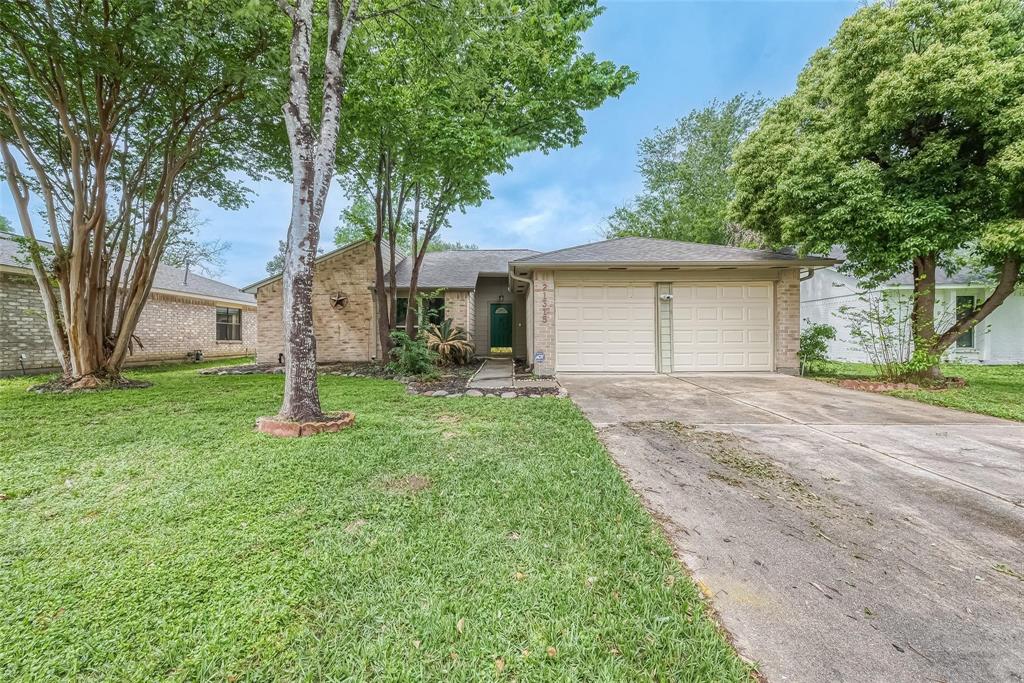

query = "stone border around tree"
(255, 411), (356, 437)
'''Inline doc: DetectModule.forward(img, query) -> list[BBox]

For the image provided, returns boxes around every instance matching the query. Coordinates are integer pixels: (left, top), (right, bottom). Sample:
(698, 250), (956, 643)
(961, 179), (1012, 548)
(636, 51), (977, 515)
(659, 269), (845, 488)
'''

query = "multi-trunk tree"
(339, 0), (635, 357)
(0, 0), (275, 388)
(731, 0), (1024, 379)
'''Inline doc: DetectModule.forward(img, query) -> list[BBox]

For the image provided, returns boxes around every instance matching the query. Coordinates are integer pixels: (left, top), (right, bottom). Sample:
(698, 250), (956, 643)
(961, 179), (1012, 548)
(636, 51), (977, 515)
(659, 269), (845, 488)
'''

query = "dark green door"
(489, 303), (512, 350)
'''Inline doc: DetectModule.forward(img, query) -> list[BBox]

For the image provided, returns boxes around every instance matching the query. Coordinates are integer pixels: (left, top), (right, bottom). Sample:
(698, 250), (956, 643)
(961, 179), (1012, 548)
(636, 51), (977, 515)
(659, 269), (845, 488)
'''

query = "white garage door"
(671, 282), (773, 371)
(555, 280), (656, 372)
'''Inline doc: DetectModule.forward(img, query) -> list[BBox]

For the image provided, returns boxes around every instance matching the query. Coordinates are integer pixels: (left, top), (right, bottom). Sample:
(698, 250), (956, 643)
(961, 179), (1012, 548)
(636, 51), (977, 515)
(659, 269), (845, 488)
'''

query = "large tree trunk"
(910, 252), (942, 381)
(280, 217), (322, 420)
(909, 252), (1021, 382)
(276, 0), (359, 421)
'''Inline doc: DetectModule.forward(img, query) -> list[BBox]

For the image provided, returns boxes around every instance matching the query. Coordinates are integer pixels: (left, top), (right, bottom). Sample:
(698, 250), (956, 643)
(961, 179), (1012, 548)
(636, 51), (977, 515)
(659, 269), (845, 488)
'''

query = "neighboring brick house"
(247, 237), (836, 376)
(0, 235), (255, 376)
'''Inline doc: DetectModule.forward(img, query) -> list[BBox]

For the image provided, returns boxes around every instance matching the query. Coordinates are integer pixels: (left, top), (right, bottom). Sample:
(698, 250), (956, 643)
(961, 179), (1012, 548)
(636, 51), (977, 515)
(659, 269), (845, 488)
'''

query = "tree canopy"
(607, 94), (767, 245)
(0, 0), (279, 385)
(731, 0), (1024, 373)
(336, 0), (635, 346)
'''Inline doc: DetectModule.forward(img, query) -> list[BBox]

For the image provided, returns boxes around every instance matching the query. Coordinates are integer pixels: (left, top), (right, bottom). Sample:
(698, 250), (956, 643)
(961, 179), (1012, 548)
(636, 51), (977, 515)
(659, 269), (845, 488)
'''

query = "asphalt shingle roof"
(0, 234), (254, 304)
(389, 249), (540, 289)
(824, 246), (991, 286)
(512, 237), (836, 266)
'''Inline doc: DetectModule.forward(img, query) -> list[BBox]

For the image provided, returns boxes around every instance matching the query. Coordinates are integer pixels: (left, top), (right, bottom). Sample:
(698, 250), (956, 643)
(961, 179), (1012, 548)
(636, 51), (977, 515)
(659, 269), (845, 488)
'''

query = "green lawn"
(811, 362), (1024, 422)
(0, 362), (749, 681)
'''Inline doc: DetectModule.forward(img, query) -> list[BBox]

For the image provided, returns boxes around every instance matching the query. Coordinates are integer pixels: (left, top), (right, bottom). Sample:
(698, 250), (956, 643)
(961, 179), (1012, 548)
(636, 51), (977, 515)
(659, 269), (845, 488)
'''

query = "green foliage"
(265, 240), (287, 275)
(424, 319), (473, 366)
(0, 215), (11, 233)
(798, 321), (836, 375)
(732, 0), (1024, 284)
(607, 94), (767, 245)
(427, 240), (478, 252)
(334, 195), (377, 247)
(338, 1), (637, 248)
(0, 362), (751, 679)
(388, 330), (437, 378)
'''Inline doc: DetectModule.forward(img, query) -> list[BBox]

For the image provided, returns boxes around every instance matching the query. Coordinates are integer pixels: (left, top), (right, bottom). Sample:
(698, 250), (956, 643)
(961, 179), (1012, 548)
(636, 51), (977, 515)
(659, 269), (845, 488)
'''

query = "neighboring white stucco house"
(801, 258), (1024, 365)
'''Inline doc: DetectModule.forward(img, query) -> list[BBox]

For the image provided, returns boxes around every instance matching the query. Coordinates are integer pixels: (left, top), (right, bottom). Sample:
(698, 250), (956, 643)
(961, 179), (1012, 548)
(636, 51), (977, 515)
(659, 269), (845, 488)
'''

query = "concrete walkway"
(467, 358), (515, 390)
(560, 372), (1024, 683)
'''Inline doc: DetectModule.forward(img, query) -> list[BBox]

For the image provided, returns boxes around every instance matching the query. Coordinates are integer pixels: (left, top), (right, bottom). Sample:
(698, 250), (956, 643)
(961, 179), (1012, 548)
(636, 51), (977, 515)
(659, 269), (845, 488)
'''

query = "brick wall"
(530, 270), (556, 376)
(1, 271), (255, 374)
(255, 241), (376, 365)
(774, 269), (801, 374)
(444, 290), (472, 341)
(132, 293), (256, 363)
(0, 272), (61, 372)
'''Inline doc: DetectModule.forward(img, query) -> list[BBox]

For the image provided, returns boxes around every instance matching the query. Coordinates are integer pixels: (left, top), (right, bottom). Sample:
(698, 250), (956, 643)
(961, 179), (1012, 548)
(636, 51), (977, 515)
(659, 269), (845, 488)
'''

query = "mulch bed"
(199, 361), (394, 377)
(201, 358), (564, 398)
(837, 377), (967, 393)
(28, 376), (152, 394)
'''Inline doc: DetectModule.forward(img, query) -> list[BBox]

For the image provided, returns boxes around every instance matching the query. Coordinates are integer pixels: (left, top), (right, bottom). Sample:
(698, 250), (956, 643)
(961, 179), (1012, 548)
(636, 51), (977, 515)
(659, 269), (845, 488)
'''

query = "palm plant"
(424, 319), (473, 365)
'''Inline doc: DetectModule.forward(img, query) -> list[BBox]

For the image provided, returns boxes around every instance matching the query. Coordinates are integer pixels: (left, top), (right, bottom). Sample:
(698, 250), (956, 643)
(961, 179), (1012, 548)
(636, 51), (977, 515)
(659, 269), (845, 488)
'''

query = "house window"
(955, 295), (976, 348)
(216, 307), (242, 341)
(395, 296), (445, 327)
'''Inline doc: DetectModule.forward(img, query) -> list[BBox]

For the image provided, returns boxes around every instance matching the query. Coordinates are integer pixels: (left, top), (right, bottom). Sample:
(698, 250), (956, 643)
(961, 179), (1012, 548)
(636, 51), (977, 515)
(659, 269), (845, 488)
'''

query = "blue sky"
(0, 1), (858, 288)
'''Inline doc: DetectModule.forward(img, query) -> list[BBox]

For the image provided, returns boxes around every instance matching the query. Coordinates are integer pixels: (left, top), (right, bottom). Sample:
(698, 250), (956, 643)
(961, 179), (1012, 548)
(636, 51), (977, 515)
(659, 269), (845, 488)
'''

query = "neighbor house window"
(955, 295), (976, 348)
(395, 297), (445, 327)
(216, 307), (242, 341)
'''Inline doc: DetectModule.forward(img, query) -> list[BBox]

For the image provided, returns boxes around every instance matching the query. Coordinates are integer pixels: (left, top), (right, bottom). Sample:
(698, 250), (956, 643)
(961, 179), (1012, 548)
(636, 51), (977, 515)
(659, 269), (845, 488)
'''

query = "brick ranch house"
(0, 234), (255, 376)
(246, 237), (838, 375)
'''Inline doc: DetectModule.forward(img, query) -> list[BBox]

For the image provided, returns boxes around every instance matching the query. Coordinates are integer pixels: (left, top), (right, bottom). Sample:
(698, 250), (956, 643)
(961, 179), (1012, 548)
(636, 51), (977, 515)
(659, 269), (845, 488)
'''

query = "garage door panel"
(747, 306), (769, 322)
(672, 282), (773, 372)
(555, 281), (656, 372)
(722, 329), (745, 344)
(748, 329), (770, 343)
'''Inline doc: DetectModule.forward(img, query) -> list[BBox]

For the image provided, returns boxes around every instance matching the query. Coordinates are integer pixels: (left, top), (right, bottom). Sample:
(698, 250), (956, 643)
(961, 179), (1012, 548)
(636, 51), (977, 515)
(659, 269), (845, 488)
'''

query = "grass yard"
(811, 362), (1024, 422)
(0, 361), (750, 681)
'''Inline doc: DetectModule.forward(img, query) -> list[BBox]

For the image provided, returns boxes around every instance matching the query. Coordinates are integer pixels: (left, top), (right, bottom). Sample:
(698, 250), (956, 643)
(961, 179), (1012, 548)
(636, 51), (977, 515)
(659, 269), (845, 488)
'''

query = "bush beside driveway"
(0, 363), (749, 681)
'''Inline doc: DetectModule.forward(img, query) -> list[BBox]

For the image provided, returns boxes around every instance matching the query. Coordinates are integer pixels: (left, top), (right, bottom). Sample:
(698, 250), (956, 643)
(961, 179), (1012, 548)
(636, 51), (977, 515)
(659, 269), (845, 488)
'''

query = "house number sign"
(540, 280), (551, 323)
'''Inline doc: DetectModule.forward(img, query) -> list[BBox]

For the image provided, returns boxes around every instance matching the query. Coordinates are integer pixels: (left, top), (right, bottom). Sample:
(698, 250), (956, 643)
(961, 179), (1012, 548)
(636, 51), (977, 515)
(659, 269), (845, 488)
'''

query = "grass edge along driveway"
(0, 362), (753, 681)
(809, 362), (1024, 422)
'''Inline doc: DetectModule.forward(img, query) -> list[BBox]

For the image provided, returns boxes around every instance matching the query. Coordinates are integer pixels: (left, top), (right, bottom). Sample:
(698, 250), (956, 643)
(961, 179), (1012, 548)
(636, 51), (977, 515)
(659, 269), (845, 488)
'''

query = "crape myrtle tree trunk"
(276, 0), (359, 421)
(0, 0), (274, 388)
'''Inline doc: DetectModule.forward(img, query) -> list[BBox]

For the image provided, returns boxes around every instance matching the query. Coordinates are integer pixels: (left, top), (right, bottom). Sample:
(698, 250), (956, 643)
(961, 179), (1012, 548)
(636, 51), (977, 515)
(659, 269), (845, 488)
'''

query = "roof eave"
(511, 259), (841, 270)
(243, 238), (380, 293)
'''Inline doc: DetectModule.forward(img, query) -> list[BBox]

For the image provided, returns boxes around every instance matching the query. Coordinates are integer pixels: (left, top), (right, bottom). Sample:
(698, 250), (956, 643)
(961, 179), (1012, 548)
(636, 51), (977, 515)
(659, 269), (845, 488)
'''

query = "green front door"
(489, 303), (512, 351)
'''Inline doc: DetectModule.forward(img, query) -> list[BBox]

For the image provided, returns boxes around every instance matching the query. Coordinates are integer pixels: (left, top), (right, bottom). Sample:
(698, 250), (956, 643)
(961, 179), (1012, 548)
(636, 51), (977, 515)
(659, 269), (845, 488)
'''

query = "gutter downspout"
(509, 269), (533, 369)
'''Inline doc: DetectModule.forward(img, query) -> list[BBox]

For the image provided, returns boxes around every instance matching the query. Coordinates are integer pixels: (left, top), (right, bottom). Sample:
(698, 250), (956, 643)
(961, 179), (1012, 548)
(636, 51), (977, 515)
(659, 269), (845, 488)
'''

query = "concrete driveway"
(560, 373), (1024, 683)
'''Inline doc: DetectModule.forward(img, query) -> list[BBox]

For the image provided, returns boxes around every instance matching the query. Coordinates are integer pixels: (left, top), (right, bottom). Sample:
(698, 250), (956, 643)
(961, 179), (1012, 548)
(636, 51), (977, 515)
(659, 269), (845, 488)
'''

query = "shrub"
(388, 330), (437, 378)
(798, 320), (836, 375)
(424, 319), (473, 365)
(838, 291), (953, 381)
